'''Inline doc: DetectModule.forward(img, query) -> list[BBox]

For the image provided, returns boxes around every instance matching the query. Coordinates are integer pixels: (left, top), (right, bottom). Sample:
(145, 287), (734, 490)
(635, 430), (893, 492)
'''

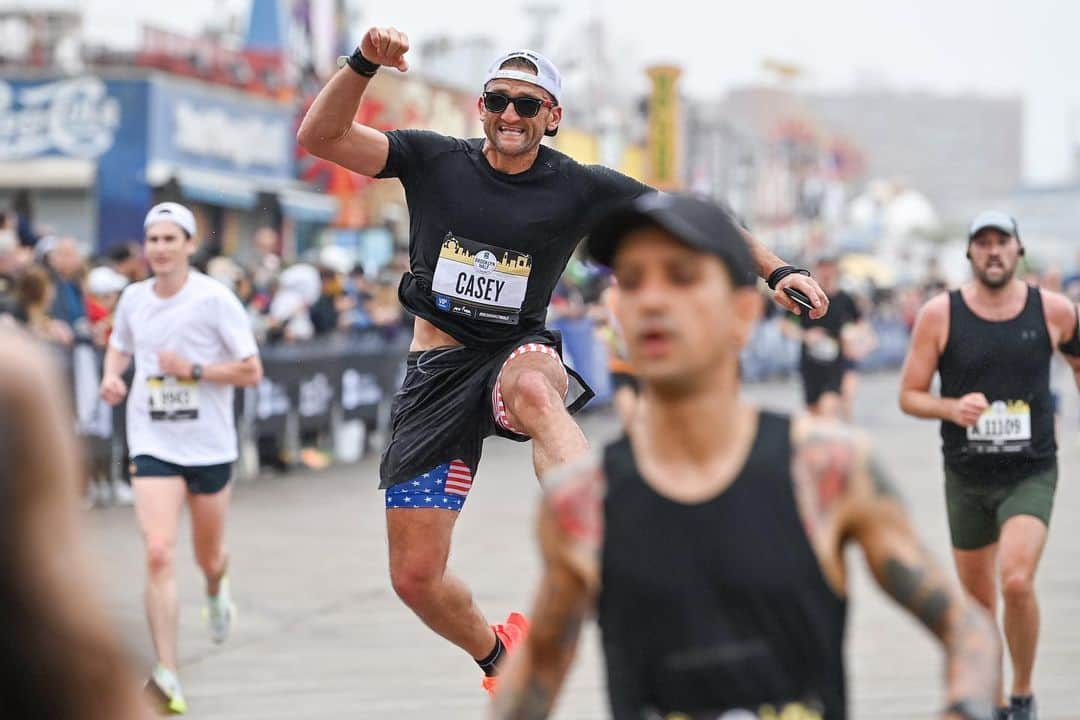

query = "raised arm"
(847, 447), (1000, 720)
(492, 460), (604, 719)
(296, 27), (409, 177)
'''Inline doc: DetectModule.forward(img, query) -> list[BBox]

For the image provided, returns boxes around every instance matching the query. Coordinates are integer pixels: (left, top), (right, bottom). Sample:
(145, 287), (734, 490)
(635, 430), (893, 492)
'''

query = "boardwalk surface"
(87, 371), (1080, 718)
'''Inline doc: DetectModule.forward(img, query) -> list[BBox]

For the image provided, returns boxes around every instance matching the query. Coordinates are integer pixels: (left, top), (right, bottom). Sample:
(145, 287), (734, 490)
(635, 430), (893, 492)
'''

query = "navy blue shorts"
(131, 455), (232, 495)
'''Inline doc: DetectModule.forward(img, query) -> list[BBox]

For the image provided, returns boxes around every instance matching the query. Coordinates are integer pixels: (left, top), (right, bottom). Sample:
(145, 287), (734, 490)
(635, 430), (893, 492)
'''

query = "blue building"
(0, 72), (335, 255)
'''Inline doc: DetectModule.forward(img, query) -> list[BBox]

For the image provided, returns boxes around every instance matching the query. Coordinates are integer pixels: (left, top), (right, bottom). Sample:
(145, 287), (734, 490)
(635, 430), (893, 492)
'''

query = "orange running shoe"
(482, 612), (530, 696)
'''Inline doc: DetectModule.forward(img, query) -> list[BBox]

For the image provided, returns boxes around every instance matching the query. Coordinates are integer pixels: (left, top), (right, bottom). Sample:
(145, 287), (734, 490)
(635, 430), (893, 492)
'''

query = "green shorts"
(944, 464), (1057, 550)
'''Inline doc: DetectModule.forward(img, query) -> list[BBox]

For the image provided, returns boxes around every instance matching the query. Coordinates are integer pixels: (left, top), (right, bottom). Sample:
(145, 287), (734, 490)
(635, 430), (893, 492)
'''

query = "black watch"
(337, 47), (380, 78)
(190, 363), (203, 382)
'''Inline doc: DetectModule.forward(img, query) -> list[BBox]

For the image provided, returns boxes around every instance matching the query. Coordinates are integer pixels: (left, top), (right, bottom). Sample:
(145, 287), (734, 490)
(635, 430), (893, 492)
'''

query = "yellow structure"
(646, 65), (683, 190)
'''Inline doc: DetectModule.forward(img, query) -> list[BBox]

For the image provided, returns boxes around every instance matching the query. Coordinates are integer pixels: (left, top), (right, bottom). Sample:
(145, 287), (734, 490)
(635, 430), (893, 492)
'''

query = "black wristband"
(345, 48), (380, 78)
(767, 265), (811, 290)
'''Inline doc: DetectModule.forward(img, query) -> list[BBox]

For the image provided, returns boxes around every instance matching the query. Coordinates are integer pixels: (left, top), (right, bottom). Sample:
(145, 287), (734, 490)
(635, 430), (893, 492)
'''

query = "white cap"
(87, 266), (129, 296)
(969, 210), (1018, 239)
(144, 202), (197, 237)
(484, 49), (562, 105)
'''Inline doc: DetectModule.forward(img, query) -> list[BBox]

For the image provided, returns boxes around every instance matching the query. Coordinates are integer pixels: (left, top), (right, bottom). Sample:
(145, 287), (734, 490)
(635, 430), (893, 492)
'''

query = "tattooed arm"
(791, 418), (1000, 720)
(492, 457), (604, 720)
(847, 445), (1000, 719)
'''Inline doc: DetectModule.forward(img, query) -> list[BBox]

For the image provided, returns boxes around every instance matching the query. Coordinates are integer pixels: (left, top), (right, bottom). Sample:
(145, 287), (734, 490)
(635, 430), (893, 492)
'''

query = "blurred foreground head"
(587, 193), (760, 397)
(0, 329), (149, 719)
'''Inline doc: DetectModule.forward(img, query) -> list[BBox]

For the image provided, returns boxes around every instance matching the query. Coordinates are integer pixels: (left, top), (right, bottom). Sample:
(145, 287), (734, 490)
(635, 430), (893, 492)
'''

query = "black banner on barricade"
(62, 333), (409, 475)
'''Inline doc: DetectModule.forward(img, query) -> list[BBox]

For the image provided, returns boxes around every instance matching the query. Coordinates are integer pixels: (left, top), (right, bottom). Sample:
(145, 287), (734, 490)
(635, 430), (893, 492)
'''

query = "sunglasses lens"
(513, 97), (542, 117)
(484, 93), (509, 113)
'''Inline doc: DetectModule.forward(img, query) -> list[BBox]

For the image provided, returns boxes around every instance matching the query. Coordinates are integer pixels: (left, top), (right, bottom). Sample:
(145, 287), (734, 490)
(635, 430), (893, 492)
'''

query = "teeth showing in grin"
(499, 126), (525, 135)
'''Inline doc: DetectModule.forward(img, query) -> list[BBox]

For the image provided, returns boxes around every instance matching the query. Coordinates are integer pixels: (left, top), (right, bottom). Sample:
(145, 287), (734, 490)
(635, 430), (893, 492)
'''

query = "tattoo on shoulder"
(791, 423), (858, 534)
(547, 461), (604, 546)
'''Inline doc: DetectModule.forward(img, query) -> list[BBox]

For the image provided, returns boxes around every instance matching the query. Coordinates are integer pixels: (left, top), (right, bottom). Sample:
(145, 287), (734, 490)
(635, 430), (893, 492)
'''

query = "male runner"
(784, 254), (873, 419)
(100, 202), (263, 714)
(495, 193), (999, 720)
(899, 211), (1080, 720)
(297, 27), (828, 691)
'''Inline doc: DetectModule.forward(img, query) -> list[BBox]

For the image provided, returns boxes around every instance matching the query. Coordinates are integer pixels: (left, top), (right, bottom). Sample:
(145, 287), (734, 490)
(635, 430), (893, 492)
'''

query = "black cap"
(586, 193), (755, 287)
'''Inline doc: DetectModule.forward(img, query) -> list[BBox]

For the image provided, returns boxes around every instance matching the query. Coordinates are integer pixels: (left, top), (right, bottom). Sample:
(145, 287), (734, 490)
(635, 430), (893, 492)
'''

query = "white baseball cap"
(86, 265), (129, 296)
(969, 210), (1019, 240)
(484, 49), (562, 105)
(144, 202), (197, 238)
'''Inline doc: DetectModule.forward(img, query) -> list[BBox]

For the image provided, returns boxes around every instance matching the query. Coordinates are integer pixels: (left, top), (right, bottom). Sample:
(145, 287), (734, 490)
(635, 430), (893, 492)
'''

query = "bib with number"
(147, 375), (200, 421)
(806, 335), (840, 363)
(966, 399), (1031, 454)
(431, 233), (531, 325)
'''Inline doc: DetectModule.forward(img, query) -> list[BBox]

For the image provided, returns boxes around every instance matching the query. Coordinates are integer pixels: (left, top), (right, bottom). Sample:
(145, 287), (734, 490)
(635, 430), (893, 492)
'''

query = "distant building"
(689, 86), (1023, 226)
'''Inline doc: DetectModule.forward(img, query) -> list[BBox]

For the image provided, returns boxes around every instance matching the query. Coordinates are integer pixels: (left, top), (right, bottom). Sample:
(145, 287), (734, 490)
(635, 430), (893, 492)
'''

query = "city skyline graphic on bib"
(439, 236), (532, 277)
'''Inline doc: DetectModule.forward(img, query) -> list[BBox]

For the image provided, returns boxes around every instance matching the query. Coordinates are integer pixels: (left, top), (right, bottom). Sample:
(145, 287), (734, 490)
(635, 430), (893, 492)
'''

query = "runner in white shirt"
(100, 202), (262, 715)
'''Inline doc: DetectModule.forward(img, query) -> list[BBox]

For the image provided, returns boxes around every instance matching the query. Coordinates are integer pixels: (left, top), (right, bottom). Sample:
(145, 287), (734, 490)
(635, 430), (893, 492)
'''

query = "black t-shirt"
(797, 289), (860, 367)
(376, 130), (650, 349)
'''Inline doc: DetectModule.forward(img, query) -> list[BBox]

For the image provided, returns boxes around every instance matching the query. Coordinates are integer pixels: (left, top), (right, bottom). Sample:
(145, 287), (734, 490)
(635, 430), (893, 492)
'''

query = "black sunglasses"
(482, 91), (554, 118)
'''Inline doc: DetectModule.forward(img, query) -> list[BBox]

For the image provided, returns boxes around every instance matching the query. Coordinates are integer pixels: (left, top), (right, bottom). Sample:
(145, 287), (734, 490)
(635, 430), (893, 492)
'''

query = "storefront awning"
(279, 187), (339, 224)
(0, 158), (96, 188)
(175, 167), (259, 210)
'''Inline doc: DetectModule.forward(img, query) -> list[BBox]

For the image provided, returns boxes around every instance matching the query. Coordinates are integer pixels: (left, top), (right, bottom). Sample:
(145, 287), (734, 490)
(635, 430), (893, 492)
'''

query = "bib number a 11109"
(966, 400), (1031, 454)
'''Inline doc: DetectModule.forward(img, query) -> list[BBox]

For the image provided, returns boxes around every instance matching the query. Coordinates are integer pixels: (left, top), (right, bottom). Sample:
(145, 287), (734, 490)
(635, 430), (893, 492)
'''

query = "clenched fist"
(100, 374), (128, 406)
(949, 392), (990, 428)
(360, 27), (410, 72)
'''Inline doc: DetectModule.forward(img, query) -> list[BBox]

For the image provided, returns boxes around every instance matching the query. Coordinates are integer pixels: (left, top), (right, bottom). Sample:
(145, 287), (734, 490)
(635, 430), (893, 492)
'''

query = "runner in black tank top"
(938, 285), (1055, 478)
(495, 194), (999, 720)
(600, 413), (845, 718)
(900, 210), (1080, 720)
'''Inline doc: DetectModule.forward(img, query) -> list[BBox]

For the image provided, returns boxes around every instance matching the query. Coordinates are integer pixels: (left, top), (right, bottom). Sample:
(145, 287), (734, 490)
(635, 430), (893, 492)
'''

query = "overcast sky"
(73, 0), (1080, 184)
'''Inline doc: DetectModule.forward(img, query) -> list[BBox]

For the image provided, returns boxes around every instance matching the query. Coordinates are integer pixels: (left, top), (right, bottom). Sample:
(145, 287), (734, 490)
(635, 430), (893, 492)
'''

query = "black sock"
(476, 635), (505, 677)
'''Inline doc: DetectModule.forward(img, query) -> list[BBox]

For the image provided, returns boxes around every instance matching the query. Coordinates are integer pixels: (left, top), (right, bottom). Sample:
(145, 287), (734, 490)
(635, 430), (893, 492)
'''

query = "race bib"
(966, 400), (1031, 454)
(147, 376), (200, 421)
(431, 233), (531, 325)
(806, 335), (840, 363)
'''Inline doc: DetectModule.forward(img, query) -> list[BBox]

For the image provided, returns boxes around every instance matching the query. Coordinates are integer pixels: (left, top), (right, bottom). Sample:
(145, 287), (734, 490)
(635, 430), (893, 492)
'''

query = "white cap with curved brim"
(144, 202), (197, 238)
(484, 49), (562, 105)
(969, 210), (1018, 239)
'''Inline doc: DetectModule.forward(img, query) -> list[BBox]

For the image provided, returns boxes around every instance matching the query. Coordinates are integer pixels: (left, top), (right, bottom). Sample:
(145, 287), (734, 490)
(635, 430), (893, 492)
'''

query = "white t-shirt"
(110, 271), (259, 466)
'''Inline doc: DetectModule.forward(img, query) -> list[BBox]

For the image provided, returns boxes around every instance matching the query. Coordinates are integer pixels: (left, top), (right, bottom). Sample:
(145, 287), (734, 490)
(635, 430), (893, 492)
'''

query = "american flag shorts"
(385, 459), (474, 512)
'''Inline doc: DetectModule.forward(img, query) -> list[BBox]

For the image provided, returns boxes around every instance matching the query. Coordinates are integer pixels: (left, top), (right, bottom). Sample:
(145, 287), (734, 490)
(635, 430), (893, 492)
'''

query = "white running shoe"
(145, 664), (187, 714)
(203, 576), (235, 644)
(111, 479), (135, 506)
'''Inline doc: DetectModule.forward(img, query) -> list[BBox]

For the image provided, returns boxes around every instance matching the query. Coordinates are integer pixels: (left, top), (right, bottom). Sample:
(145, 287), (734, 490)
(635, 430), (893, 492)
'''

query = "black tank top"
(598, 412), (848, 720)
(938, 287), (1055, 478)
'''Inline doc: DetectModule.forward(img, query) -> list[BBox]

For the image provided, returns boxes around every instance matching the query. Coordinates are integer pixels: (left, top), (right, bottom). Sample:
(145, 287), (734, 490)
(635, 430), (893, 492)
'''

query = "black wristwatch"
(190, 363), (203, 382)
(337, 47), (380, 78)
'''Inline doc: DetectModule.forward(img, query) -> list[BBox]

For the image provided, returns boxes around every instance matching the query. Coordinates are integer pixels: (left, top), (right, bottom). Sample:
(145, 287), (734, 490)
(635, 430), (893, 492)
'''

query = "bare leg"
(188, 485), (231, 596)
(954, 543), (1004, 707)
(499, 352), (587, 478)
(387, 507), (496, 659)
(998, 515), (1048, 697)
(133, 477), (187, 671)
